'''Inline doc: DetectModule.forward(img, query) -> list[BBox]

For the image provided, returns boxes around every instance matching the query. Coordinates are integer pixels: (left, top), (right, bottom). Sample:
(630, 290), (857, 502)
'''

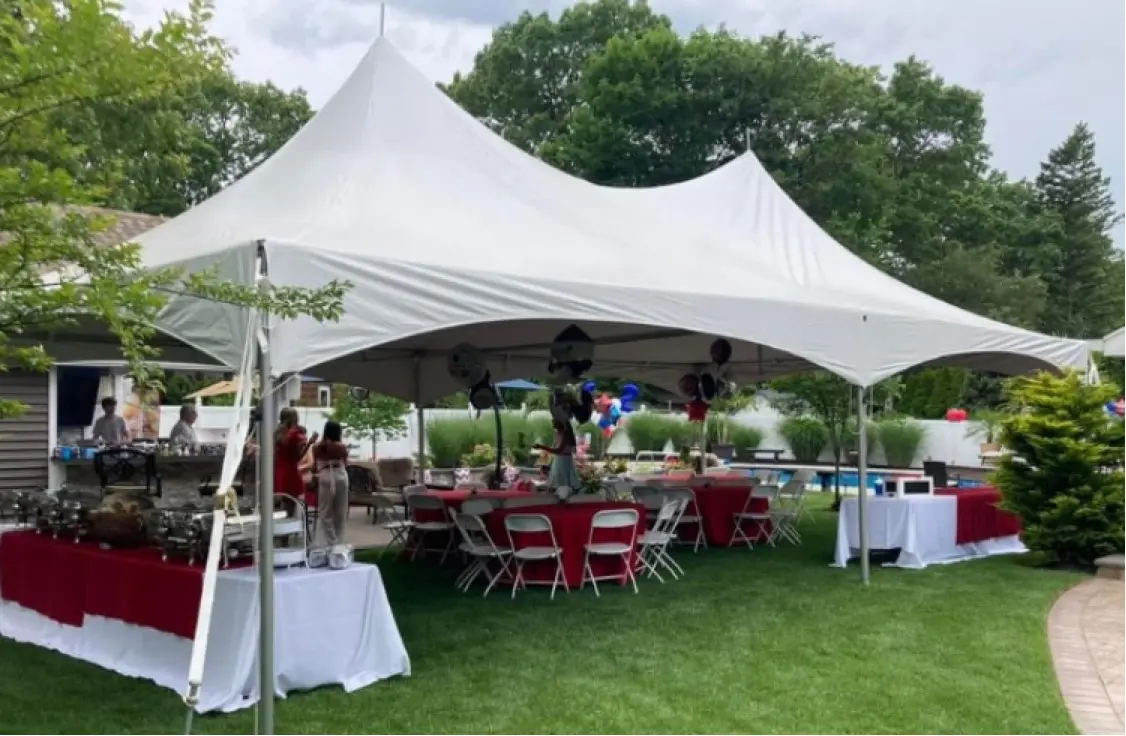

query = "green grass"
(0, 495), (1081, 734)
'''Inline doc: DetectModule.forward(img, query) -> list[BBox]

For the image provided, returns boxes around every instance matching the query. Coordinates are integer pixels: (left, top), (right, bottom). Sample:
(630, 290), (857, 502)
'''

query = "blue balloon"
(1107, 401), (1118, 414)
(598, 415), (613, 429)
(582, 380), (597, 395)
(609, 405), (621, 422)
(619, 398), (636, 414)
(620, 383), (640, 400)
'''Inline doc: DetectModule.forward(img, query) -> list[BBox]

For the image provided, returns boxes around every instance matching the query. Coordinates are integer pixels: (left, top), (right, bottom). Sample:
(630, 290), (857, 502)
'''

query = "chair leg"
(624, 553), (639, 593)
(511, 560), (525, 599)
(584, 559), (600, 598)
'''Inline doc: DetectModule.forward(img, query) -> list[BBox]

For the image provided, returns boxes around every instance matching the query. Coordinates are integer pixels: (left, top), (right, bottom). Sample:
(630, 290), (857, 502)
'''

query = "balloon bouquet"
(588, 382), (640, 441)
(675, 339), (736, 471)
(1106, 398), (1125, 419)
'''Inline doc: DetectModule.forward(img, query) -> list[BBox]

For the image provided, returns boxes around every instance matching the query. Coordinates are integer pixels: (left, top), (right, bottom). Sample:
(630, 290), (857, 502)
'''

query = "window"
(317, 386), (332, 407)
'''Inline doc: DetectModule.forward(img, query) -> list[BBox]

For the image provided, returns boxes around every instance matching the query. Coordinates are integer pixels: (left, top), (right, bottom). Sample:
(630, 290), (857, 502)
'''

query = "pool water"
(740, 468), (986, 492)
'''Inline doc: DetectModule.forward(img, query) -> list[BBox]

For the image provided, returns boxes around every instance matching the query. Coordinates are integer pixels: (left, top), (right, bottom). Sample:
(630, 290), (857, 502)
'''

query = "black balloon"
(709, 338), (733, 366)
(698, 373), (717, 401)
(573, 389), (594, 423)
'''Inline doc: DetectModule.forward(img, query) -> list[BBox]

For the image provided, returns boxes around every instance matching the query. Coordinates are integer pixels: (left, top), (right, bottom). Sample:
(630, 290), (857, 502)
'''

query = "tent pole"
(255, 245), (276, 734)
(856, 384), (870, 586)
(414, 356), (425, 483)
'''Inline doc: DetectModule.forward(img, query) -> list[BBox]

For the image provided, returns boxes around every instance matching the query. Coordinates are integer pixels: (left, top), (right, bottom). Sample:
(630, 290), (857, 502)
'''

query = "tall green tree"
(0, 0), (346, 418)
(1034, 123), (1124, 338)
(444, 0), (668, 154)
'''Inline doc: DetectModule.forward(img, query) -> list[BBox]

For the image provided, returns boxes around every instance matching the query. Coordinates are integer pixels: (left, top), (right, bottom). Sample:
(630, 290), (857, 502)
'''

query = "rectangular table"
(834, 495), (1025, 569)
(0, 531), (410, 712)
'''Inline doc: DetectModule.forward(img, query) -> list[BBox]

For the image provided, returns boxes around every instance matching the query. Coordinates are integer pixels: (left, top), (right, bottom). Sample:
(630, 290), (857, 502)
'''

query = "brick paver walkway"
(1048, 578), (1125, 735)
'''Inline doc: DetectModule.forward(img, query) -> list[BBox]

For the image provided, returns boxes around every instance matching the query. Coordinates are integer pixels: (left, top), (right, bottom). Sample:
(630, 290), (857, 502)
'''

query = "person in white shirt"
(168, 404), (199, 451)
(92, 397), (129, 445)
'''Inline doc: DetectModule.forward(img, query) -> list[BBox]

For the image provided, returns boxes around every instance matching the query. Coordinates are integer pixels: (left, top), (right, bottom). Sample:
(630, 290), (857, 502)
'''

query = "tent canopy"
(38, 38), (1086, 402)
(1090, 327), (1126, 358)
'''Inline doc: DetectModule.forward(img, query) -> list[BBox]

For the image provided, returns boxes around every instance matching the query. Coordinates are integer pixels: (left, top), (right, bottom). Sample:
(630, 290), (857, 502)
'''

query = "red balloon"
(686, 399), (709, 423)
(602, 426), (613, 438)
(945, 408), (967, 422)
(1116, 399), (1124, 417)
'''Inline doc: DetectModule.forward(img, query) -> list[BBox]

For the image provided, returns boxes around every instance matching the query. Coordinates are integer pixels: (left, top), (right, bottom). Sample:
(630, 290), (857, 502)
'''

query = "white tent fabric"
(1089, 327), (1125, 358)
(84, 37), (1084, 402)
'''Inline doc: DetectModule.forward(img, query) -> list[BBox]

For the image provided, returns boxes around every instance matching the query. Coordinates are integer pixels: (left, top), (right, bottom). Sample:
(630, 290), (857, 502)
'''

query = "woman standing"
(312, 420), (350, 550)
(273, 408), (307, 499)
(535, 417), (580, 492)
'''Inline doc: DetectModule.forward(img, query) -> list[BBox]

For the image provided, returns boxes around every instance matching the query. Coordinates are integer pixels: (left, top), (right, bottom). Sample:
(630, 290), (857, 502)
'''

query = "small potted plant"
(966, 409), (1006, 455)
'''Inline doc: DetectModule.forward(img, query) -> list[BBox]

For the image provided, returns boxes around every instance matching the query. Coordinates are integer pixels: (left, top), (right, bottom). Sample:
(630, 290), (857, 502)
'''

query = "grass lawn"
(0, 494), (1082, 734)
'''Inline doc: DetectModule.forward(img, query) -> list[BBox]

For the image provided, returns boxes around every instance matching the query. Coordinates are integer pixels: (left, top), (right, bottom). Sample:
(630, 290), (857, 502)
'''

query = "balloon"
(709, 338), (733, 366)
(946, 408), (967, 422)
(598, 414), (613, 429)
(619, 398), (636, 413)
(678, 373), (699, 398)
(469, 379), (496, 411)
(1117, 399), (1125, 417)
(698, 373), (717, 401)
(609, 405), (621, 422)
(582, 380), (597, 395)
(548, 324), (594, 378)
(686, 399), (709, 422)
(620, 383), (640, 400)
(595, 393), (612, 413)
(602, 426), (613, 438)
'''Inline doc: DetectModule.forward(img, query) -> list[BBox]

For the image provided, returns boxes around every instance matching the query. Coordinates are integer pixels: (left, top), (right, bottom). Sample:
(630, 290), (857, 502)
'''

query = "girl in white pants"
(312, 421), (350, 554)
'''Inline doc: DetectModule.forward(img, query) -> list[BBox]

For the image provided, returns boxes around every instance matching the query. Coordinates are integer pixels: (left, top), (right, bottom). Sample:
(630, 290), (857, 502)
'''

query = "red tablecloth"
(935, 487), (1022, 545)
(0, 530), (243, 639)
(488, 502), (646, 588)
(685, 486), (770, 547)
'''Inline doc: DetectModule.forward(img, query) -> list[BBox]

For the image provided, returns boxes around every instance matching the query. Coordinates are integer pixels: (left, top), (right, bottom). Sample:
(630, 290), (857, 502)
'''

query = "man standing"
(169, 404), (199, 452)
(92, 397), (129, 445)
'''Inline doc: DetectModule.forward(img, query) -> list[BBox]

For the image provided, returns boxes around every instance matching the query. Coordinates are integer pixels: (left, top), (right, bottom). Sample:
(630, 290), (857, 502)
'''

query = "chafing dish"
(0, 490), (37, 526)
(31, 492), (97, 541)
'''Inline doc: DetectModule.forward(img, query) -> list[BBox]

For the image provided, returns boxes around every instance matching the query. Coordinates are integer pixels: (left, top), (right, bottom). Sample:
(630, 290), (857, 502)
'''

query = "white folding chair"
(451, 511), (512, 597)
(581, 508), (640, 596)
(404, 493), (456, 562)
(636, 499), (686, 582)
(373, 494), (413, 553)
(771, 472), (812, 544)
(729, 485), (777, 549)
(783, 469), (816, 524)
(504, 513), (569, 600)
(461, 498), (497, 516)
(503, 494), (558, 509)
(665, 487), (707, 552)
(631, 485), (665, 525)
(455, 480), (488, 491)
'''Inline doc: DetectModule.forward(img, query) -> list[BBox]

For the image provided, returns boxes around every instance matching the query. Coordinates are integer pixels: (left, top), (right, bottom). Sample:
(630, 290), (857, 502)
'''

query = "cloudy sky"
(123, 0), (1124, 245)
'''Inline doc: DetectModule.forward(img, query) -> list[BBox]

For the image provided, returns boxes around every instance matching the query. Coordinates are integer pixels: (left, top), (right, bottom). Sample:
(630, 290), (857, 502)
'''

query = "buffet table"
(0, 531), (410, 712)
(834, 492), (1025, 569)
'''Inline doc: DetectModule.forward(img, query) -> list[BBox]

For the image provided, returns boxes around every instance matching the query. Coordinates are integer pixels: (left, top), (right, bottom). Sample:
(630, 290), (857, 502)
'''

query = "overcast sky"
(123, 0), (1125, 246)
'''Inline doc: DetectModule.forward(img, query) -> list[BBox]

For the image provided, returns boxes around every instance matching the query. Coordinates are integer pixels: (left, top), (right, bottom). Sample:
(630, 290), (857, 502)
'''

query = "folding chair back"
(590, 508), (639, 530)
(403, 484), (427, 496)
(453, 512), (495, 546)
(790, 468), (817, 486)
(632, 485), (664, 508)
(406, 493), (446, 512)
(461, 498), (496, 516)
(456, 480), (488, 491)
(651, 498), (684, 536)
(504, 512), (560, 550)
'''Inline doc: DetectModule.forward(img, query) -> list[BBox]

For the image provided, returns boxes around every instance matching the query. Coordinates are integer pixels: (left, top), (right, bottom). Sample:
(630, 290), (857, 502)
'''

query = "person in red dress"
(273, 407), (308, 499)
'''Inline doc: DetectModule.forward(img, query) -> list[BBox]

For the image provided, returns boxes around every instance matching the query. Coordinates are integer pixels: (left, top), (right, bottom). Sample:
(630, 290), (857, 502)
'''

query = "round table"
(487, 501), (646, 588)
(413, 489), (532, 522)
(682, 483), (771, 547)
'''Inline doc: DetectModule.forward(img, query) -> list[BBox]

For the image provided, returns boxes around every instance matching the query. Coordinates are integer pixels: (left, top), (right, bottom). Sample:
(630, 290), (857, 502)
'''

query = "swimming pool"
(739, 468), (986, 491)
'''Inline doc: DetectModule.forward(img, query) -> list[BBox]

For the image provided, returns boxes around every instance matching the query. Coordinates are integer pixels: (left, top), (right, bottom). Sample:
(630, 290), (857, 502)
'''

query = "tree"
(769, 372), (853, 505)
(331, 387), (408, 456)
(995, 371), (1124, 566)
(444, 0), (668, 154)
(0, 0), (347, 419)
(1034, 123), (1124, 338)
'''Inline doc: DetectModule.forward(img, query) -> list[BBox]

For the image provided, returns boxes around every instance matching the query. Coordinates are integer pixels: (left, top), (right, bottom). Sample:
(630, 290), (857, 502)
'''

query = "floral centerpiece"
(575, 461), (610, 495)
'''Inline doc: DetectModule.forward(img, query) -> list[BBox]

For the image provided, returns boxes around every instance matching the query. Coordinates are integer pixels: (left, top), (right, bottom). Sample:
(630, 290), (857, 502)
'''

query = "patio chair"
(636, 499), (686, 582)
(665, 487), (707, 553)
(404, 493), (456, 563)
(729, 484), (778, 549)
(451, 512), (512, 597)
(372, 494), (413, 553)
(581, 508), (640, 596)
(504, 513), (569, 600)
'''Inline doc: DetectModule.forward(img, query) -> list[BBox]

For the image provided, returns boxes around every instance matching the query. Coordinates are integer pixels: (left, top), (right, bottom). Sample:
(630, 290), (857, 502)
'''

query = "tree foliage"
(331, 386), (408, 449)
(0, 0), (347, 419)
(995, 372), (1124, 566)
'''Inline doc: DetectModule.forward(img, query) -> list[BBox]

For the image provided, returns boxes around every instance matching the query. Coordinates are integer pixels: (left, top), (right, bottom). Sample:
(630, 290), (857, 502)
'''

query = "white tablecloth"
(0, 562), (410, 712)
(834, 495), (1026, 569)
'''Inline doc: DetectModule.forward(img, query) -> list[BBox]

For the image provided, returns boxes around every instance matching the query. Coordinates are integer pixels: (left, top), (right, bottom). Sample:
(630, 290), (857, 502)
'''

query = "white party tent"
(1088, 327), (1125, 358)
(36, 38), (1087, 400)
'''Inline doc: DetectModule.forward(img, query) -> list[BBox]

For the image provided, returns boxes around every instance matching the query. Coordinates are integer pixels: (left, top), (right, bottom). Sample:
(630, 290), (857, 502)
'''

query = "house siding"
(0, 370), (49, 491)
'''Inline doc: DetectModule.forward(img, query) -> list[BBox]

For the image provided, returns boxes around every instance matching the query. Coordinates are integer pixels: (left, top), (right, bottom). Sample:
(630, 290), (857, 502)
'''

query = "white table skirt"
(834, 495), (1026, 569)
(0, 562), (410, 713)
